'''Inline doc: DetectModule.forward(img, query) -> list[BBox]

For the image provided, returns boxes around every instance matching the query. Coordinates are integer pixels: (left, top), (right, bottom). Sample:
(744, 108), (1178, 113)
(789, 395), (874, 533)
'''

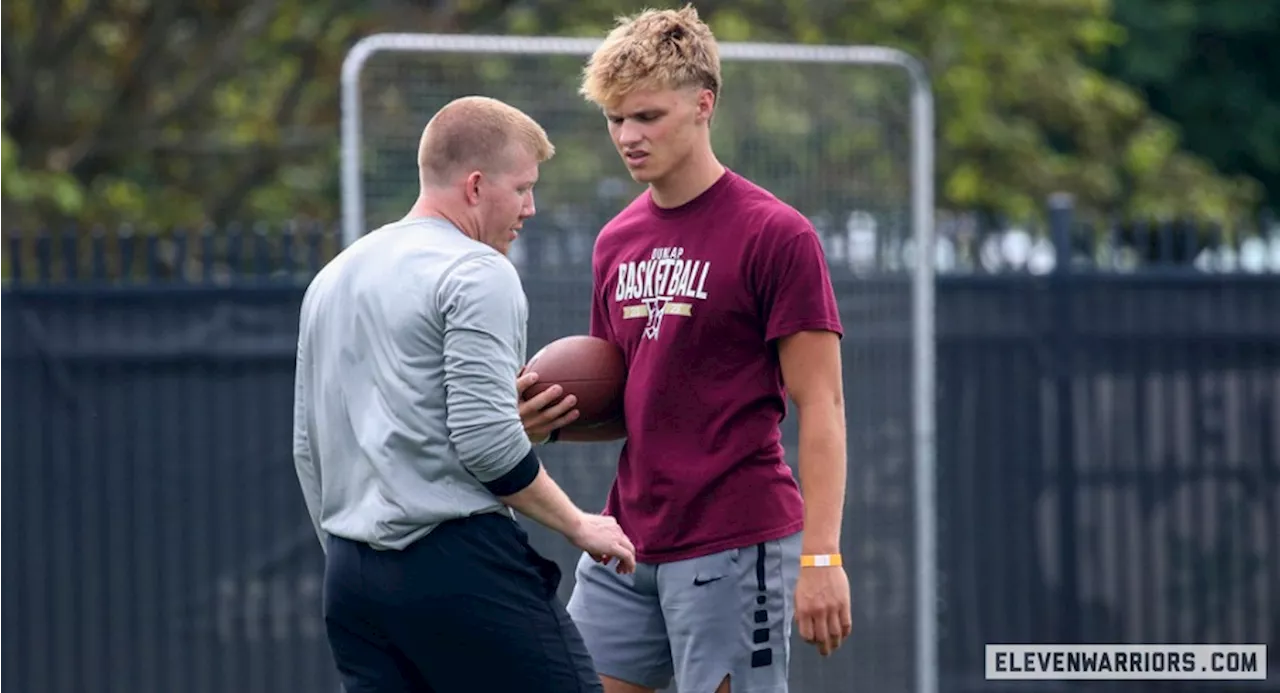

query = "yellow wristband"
(800, 554), (842, 567)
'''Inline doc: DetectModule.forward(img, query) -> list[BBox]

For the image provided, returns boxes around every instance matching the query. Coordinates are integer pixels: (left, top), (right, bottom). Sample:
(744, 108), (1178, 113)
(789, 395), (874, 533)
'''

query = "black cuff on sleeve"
(482, 448), (541, 497)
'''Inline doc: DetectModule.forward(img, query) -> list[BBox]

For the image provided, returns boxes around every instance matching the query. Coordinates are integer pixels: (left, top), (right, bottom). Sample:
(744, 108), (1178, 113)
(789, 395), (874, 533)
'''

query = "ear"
(695, 88), (716, 125)
(463, 171), (483, 206)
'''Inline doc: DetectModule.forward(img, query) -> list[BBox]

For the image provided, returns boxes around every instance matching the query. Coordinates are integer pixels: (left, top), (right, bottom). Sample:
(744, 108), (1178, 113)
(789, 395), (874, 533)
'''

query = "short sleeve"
(752, 212), (844, 342)
(589, 241), (616, 344)
(589, 271), (613, 343)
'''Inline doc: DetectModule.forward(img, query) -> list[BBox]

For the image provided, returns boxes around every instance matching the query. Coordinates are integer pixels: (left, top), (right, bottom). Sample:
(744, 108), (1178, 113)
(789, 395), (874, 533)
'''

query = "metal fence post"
(1048, 192), (1080, 644)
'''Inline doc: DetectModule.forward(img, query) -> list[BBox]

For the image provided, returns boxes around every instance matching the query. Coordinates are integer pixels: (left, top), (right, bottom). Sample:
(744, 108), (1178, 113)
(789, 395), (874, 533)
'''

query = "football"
(522, 335), (626, 427)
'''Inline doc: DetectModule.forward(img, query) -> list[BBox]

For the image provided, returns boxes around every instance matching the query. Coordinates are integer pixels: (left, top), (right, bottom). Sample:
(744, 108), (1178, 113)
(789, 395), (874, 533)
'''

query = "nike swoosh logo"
(693, 576), (725, 586)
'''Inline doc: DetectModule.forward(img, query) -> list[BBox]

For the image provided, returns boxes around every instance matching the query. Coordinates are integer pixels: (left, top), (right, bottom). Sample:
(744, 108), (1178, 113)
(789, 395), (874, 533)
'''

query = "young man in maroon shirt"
(518, 6), (853, 692)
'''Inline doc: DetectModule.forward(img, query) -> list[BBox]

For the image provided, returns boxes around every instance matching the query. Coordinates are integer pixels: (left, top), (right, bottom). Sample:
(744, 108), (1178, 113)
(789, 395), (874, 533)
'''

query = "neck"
(649, 143), (725, 209)
(404, 193), (475, 240)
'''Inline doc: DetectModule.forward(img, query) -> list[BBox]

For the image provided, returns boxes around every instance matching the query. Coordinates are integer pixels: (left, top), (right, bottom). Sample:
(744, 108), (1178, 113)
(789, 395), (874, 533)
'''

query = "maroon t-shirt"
(589, 169), (844, 563)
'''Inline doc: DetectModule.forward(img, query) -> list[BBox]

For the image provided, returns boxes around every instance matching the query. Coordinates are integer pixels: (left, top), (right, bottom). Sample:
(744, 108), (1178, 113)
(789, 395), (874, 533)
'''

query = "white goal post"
(340, 33), (936, 693)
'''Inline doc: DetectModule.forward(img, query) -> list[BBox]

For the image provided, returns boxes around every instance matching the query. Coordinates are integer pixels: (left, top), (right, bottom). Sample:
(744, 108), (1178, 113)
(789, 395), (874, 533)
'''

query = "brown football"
(522, 335), (626, 427)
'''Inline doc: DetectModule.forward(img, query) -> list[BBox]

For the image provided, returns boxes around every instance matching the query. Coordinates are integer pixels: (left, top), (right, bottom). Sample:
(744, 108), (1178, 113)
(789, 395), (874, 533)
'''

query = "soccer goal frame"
(340, 33), (937, 693)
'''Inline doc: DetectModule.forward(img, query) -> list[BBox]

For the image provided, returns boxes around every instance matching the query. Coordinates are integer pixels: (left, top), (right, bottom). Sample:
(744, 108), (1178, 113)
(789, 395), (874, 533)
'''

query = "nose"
(522, 190), (536, 219)
(615, 120), (643, 147)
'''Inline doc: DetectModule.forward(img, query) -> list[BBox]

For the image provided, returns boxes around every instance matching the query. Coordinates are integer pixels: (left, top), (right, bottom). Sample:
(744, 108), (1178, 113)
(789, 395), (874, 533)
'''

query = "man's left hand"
(794, 565), (852, 657)
(517, 371), (579, 443)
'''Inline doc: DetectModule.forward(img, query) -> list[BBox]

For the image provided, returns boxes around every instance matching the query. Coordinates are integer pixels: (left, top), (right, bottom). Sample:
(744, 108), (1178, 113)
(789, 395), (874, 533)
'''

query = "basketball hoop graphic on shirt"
(642, 297), (671, 339)
(621, 297), (694, 340)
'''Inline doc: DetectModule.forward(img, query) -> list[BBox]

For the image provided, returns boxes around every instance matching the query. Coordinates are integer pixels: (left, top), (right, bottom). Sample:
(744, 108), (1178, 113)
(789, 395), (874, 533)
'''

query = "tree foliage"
(554, 0), (1263, 223)
(1, 0), (1272, 231)
(1100, 0), (1280, 210)
(1, 0), (382, 228)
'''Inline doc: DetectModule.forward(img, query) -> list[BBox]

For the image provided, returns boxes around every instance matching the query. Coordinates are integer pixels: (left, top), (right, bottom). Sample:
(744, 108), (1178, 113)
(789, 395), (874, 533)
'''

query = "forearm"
(796, 400), (848, 554)
(497, 462), (586, 538)
(444, 325), (536, 480)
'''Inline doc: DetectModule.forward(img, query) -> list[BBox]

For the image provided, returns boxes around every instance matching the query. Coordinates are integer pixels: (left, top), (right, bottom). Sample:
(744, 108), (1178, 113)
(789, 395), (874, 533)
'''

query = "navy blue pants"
(322, 512), (603, 693)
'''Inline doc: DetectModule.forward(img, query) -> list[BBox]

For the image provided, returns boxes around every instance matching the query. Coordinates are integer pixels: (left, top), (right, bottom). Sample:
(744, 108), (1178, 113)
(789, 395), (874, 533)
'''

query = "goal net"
(341, 34), (935, 693)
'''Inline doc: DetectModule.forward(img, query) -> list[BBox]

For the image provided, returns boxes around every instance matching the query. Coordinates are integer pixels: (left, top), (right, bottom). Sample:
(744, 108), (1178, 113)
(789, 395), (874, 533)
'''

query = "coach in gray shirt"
(292, 95), (633, 693)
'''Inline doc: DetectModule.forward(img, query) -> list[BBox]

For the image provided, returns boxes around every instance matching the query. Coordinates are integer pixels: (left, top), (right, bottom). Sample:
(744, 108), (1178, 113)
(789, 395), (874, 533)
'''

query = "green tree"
(1, 0), (383, 228)
(1100, 0), (1280, 209)
(491, 0), (1263, 223)
(1, 0), (1267, 232)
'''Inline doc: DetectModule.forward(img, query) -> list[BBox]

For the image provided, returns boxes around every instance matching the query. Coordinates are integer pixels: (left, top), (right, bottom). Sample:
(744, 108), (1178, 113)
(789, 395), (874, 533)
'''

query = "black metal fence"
(3, 202), (1278, 693)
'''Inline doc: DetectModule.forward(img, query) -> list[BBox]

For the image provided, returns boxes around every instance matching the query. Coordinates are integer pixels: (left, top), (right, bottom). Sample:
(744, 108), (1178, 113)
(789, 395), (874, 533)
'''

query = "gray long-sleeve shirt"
(291, 216), (537, 552)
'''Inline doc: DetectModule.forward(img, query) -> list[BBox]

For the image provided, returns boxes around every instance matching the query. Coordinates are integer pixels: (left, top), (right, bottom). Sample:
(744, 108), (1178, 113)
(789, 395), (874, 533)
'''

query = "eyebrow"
(605, 108), (667, 119)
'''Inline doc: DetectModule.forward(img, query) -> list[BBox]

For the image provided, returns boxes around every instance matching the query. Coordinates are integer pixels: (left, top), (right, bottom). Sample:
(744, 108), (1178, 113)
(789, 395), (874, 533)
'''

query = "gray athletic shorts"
(566, 531), (802, 692)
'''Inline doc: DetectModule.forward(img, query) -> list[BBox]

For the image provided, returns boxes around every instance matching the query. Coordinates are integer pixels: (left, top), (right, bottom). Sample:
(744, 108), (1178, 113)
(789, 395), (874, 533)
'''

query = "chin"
(629, 168), (661, 184)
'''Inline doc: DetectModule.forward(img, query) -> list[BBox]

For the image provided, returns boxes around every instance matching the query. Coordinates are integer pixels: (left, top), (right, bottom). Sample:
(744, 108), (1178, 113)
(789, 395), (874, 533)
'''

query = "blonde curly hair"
(580, 4), (722, 108)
